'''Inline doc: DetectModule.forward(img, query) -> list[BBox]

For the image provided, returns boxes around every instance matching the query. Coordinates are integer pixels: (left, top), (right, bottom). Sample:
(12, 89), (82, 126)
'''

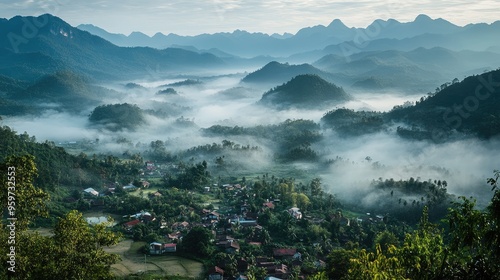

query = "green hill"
(241, 61), (338, 85)
(89, 103), (146, 131)
(259, 74), (352, 109)
(389, 68), (500, 139)
(11, 71), (117, 110)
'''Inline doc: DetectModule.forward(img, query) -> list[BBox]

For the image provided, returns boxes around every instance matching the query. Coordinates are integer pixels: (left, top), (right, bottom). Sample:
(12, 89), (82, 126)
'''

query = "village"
(79, 160), (387, 280)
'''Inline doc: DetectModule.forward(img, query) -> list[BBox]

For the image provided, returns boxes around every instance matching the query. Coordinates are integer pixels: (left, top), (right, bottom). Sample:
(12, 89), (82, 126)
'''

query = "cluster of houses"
(81, 180), (148, 199)
(207, 248), (304, 280)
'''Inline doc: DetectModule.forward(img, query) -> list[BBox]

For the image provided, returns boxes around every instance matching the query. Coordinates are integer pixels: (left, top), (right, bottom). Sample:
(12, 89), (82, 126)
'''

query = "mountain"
(389, 68), (500, 139)
(0, 14), (224, 81)
(364, 15), (460, 40)
(259, 74), (351, 109)
(313, 47), (500, 91)
(0, 49), (67, 82)
(76, 24), (128, 45)
(77, 15), (499, 58)
(241, 61), (341, 86)
(14, 71), (119, 110)
(322, 20), (500, 57)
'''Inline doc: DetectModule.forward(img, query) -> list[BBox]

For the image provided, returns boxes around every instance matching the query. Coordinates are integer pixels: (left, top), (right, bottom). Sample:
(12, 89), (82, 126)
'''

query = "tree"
(181, 226), (213, 257)
(373, 230), (399, 253)
(349, 244), (406, 280)
(0, 155), (50, 230)
(294, 192), (311, 211)
(52, 210), (121, 280)
(308, 271), (329, 280)
(0, 156), (121, 279)
(398, 206), (445, 279)
(326, 248), (357, 279)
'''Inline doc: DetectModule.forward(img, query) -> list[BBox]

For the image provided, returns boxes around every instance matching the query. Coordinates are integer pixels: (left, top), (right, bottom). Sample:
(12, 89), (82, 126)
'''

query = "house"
(273, 248), (297, 259)
(225, 241), (240, 254)
(142, 212), (155, 222)
(258, 263), (289, 279)
(159, 219), (168, 229)
(287, 207), (302, 219)
(83, 187), (99, 197)
(164, 243), (177, 252)
(207, 211), (220, 221)
(265, 277), (283, 280)
(145, 161), (155, 170)
(262, 201), (275, 210)
(208, 266), (224, 280)
(172, 221), (190, 231)
(141, 180), (150, 188)
(123, 219), (141, 231)
(123, 184), (138, 191)
(168, 231), (182, 241)
(150, 191), (162, 198)
(150, 242), (164, 255)
(149, 242), (177, 255)
(216, 236), (240, 254)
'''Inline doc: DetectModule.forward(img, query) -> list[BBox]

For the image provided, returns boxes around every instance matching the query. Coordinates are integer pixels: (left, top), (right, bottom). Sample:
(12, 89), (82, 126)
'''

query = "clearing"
(105, 239), (203, 278)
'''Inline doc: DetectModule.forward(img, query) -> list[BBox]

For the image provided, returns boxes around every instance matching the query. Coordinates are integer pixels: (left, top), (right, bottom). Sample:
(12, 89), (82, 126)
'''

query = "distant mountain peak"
(328, 19), (348, 29)
(415, 14), (433, 22)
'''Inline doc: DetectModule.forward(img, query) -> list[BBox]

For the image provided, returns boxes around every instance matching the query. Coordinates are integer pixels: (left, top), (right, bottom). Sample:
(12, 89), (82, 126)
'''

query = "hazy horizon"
(1, 0), (499, 36)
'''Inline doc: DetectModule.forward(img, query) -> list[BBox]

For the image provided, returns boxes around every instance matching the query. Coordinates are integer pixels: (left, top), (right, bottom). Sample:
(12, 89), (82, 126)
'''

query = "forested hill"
(389, 68), (500, 138)
(17, 71), (116, 109)
(259, 74), (351, 109)
(241, 61), (336, 85)
(88, 103), (146, 131)
(0, 125), (139, 194)
(0, 14), (224, 81)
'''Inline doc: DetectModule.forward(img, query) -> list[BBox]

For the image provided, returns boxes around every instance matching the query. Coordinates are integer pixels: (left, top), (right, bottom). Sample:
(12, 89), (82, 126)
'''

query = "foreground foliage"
(0, 155), (121, 279)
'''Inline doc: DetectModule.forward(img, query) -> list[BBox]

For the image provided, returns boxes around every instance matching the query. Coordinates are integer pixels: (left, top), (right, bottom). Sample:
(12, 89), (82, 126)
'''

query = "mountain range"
(0, 14), (224, 81)
(1, 14), (498, 88)
(77, 14), (500, 58)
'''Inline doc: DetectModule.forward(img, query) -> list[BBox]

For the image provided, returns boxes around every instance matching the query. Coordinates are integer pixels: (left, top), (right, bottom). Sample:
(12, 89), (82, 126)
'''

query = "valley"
(0, 11), (500, 280)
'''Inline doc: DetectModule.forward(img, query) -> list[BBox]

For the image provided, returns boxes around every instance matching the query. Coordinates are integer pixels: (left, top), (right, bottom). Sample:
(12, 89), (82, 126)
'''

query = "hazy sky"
(0, 0), (499, 36)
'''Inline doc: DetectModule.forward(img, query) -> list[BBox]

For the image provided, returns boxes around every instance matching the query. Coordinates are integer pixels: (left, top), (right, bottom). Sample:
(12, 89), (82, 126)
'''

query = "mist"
(1, 65), (499, 210)
(317, 130), (500, 208)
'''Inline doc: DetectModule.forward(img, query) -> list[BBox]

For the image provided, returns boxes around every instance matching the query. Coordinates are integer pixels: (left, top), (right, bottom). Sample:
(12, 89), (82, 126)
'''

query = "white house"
(83, 187), (99, 196)
(287, 207), (302, 219)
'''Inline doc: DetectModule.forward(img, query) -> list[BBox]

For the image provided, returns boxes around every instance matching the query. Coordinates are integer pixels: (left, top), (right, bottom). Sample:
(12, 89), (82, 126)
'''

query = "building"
(164, 243), (177, 252)
(150, 242), (164, 255)
(123, 219), (141, 231)
(287, 207), (302, 219)
(83, 187), (99, 197)
(123, 184), (138, 191)
(273, 248), (297, 259)
(149, 242), (177, 255)
(208, 266), (224, 280)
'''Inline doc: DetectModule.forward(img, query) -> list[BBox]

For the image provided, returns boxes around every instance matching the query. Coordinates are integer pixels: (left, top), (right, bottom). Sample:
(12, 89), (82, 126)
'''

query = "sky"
(0, 0), (499, 36)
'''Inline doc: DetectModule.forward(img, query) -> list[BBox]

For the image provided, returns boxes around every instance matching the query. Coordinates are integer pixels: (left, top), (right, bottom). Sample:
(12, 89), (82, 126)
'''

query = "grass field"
(105, 239), (203, 279)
